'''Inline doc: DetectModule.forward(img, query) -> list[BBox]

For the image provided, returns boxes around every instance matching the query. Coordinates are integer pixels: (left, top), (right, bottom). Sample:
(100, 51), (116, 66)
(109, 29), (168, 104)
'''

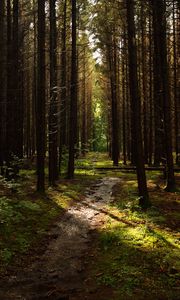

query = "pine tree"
(67, 0), (78, 179)
(126, 0), (150, 208)
(36, 0), (46, 192)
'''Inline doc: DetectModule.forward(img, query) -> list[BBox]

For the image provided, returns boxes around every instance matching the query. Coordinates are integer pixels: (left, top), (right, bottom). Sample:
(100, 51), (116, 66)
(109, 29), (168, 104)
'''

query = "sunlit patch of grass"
(75, 169), (102, 182)
(47, 190), (71, 209)
(75, 158), (92, 168)
(95, 160), (113, 167)
(100, 217), (180, 250)
(75, 152), (117, 168)
(95, 218), (180, 298)
(124, 180), (138, 189)
(93, 171), (180, 299)
(75, 168), (96, 176)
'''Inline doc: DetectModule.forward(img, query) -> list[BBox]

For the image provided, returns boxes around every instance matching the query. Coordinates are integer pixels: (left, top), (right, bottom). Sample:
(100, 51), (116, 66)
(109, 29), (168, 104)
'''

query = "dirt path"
(0, 177), (121, 300)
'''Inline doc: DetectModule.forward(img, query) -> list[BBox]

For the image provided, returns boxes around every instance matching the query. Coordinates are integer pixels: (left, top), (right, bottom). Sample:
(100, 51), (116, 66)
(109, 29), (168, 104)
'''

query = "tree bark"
(126, 0), (150, 208)
(67, 0), (78, 179)
(36, 0), (46, 191)
(0, 0), (6, 167)
(59, 0), (67, 172)
(151, 0), (164, 166)
(49, 0), (59, 185)
(151, 0), (176, 191)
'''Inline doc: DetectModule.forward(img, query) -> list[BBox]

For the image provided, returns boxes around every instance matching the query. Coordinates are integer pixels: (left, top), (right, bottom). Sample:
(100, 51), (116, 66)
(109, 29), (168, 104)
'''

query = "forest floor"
(0, 153), (180, 299)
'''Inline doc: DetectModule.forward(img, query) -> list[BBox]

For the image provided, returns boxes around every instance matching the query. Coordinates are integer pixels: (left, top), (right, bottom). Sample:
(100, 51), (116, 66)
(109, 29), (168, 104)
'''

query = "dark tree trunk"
(36, 0), (46, 191)
(14, 0), (23, 158)
(31, 0), (37, 158)
(112, 37), (119, 166)
(173, 0), (179, 165)
(12, 0), (21, 157)
(177, 1), (180, 165)
(6, 0), (13, 162)
(122, 40), (127, 165)
(151, 0), (176, 191)
(126, 0), (150, 208)
(6, 0), (23, 161)
(0, 0), (6, 167)
(67, 0), (77, 179)
(81, 47), (87, 156)
(59, 0), (67, 172)
(151, 0), (164, 166)
(140, 2), (148, 164)
(49, 0), (59, 185)
(148, 11), (153, 166)
(125, 48), (131, 162)
(107, 36), (119, 166)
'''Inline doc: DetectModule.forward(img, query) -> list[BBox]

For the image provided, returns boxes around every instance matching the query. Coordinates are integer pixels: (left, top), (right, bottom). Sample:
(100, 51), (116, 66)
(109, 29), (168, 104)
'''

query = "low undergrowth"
(0, 194), (62, 267)
(92, 172), (180, 299)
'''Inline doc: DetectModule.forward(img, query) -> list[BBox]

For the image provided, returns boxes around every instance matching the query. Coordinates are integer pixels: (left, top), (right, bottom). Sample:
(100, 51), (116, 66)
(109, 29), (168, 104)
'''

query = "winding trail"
(0, 177), (121, 300)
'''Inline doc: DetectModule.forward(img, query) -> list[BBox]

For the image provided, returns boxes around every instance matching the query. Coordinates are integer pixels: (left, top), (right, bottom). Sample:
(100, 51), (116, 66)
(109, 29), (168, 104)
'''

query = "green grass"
(96, 221), (179, 299)
(75, 152), (114, 168)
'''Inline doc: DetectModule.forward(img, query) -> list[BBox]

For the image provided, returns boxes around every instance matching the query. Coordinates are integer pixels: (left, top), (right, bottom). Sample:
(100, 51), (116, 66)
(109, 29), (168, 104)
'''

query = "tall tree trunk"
(32, 0), (37, 158)
(148, 11), (153, 166)
(141, 2), (148, 164)
(6, 0), (23, 161)
(81, 47), (87, 156)
(15, 0), (23, 158)
(6, 0), (12, 163)
(107, 36), (119, 166)
(12, 0), (21, 157)
(173, 0), (179, 165)
(0, 0), (6, 168)
(112, 36), (119, 166)
(36, 0), (46, 191)
(177, 1), (180, 165)
(67, 0), (77, 178)
(126, 0), (150, 208)
(59, 0), (67, 172)
(151, 0), (164, 166)
(122, 39), (127, 165)
(49, 0), (59, 185)
(125, 47), (131, 162)
(151, 0), (175, 191)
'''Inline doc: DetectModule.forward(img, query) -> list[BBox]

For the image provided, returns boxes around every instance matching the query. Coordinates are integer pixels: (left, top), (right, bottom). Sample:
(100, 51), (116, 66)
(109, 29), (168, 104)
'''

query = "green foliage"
(19, 201), (42, 212)
(1, 154), (24, 180)
(0, 176), (21, 193)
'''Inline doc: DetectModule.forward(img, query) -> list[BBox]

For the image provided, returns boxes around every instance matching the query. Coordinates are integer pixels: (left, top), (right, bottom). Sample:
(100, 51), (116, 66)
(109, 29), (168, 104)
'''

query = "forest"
(0, 0), (179, 299)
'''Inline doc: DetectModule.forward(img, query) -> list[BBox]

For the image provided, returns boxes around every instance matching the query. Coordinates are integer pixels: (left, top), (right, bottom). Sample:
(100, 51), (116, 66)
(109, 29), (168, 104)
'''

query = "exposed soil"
(0, 177), (121, 300)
